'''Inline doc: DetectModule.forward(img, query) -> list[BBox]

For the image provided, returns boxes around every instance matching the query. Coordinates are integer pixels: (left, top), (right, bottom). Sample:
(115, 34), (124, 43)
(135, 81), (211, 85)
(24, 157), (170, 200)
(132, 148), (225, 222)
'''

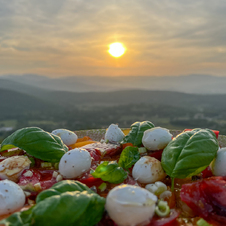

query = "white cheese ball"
(51, 129), (78, 146)
(105, 124), (125, 143)
(0, 156), (31, 182)
(132, 156), (166, 183)
(211, 148), (226, 176)
(142, 127), (172, 151)
(59, 148), (91, 179)
(106, 184), (157, 226)
(0, 180), (26, 215)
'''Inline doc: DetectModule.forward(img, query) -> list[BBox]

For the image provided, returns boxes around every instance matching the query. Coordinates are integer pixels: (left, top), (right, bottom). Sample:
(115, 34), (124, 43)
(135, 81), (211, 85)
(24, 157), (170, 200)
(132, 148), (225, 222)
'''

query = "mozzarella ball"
(0, 180), (26, 215)
(106, 184), (157, 226)
(132, 156), (166, 183)
(59, 148), (91, 179)
(0, 156), (31, 182)
(142, 127), (172, 151)
(105, 124), (125, 143)
(211, 148), (226, 176)
(51, 129), (78, 146)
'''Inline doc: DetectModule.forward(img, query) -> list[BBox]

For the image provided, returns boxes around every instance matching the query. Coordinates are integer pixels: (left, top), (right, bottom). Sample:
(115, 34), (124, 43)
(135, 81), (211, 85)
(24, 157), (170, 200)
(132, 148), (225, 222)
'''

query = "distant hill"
(1, 74), (226, 94)
(0, 88), (60, 119)
(36, 89), (226, 113)
(1, 87), (226, 136)
(1, 85), (226, 113)
(0, 78), (49, 97)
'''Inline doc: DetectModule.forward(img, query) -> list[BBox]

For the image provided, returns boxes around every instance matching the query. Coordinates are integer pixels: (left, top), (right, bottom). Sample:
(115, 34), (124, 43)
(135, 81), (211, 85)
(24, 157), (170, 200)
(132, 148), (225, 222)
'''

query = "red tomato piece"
(183, 129), (219, 139)
(180, 176), (226, 224)
(201, 166), (213, 178)
(90, 149), (102, 161)
(147, 209), (180, 226)
(148, 150), (163, 161)
(122, 143), (133, 150)
(97, 213), (116, 226)
(82, 142), (122, 158)
(77, 173), (103, 188)
(18, 169), (57, 192)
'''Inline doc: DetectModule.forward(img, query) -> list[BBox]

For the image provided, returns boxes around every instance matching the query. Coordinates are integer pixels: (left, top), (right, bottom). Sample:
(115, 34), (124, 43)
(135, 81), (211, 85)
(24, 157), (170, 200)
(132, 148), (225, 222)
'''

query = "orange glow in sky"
(0, 1), (226, 77)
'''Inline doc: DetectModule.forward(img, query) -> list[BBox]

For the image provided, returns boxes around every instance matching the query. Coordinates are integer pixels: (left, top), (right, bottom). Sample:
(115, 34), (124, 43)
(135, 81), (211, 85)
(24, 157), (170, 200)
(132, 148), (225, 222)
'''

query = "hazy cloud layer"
(0, 0), (226, 77)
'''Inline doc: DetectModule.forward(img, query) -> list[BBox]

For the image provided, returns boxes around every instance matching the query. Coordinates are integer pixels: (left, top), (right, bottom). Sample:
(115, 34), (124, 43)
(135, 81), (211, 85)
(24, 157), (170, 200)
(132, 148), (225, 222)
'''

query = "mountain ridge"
(1, 74), (226, 94)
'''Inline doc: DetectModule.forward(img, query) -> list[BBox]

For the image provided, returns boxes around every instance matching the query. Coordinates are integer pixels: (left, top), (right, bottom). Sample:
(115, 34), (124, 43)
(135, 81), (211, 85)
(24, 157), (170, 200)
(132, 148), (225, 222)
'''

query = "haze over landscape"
(1, 1), (226, 140)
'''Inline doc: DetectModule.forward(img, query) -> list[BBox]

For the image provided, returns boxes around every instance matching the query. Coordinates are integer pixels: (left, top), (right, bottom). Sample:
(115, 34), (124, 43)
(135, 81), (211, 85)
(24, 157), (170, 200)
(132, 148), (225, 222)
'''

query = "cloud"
(0, 0), (226, 76)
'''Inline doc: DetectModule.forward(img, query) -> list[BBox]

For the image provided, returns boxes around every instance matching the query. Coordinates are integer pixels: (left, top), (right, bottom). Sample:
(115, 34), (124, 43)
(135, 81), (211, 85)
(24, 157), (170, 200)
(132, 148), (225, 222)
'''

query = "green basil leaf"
(0, 206), (34, 226)
(31, 180), (105, 226)
(91, 161), (128, 183)
(0, 127), (68, 162)
(161, 128), (219, 179)
(121, 121), (155, 147)
(0, 181), (105, 226)
(36, 180), (94, 203)
(33, 191), (104, 226)
(118, 146), (140, 169)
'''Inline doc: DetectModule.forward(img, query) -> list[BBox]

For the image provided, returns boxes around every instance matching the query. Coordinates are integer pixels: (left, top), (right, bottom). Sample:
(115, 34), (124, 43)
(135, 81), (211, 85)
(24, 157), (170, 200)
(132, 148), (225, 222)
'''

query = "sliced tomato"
(82, 142), (122, 158)
(90, 148), (102, 161)
(201, 166), (213, 179)
(183, 129), (219, 139)
(147, 209), (180, 226)
(77, 173), (103, 188)
(148, 150), (163, 161)
(180, 176), (226, 224)
(18, 169), (57, 192)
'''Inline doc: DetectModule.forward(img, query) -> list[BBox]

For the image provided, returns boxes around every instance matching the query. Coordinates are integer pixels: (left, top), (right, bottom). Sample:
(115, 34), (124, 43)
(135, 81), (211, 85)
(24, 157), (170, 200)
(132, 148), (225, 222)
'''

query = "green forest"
(1, 85), (226, 142)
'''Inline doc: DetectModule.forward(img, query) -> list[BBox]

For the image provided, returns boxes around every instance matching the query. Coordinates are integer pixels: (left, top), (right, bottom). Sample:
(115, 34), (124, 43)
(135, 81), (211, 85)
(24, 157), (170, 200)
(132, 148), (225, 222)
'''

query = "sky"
(0, 0), (226, 77)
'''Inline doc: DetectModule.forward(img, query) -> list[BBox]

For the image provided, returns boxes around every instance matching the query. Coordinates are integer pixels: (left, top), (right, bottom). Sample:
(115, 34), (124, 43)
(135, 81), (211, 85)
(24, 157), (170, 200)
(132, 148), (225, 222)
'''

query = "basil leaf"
(161, 128), (219, 179)
(121, 121), (155, 147)
(91, 161), (128, 183)
(33, 191), (104, 226)
(32, 181), (105, 226)
(0, 181), (105, 226)
(0, 127), (68, 162)
(36, 180), (93, 203)
(0, 206), (34, 226)
(118, 146), (140, 169)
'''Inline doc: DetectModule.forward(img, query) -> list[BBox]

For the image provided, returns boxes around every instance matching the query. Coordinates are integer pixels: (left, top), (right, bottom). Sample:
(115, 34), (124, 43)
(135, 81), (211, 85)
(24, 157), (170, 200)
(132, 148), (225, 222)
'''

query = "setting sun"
(108, 42), (126, 58)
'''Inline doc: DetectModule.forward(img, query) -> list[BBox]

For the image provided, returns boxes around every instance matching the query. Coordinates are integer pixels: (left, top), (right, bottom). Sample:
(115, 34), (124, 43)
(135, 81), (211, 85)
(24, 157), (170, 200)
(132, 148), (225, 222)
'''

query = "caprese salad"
(0, 121), (225, 226)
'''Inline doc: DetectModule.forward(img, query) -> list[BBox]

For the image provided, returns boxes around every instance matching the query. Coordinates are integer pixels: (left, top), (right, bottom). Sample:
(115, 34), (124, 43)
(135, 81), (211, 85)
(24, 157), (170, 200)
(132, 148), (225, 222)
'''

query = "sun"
(108, 42), (126, 58)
